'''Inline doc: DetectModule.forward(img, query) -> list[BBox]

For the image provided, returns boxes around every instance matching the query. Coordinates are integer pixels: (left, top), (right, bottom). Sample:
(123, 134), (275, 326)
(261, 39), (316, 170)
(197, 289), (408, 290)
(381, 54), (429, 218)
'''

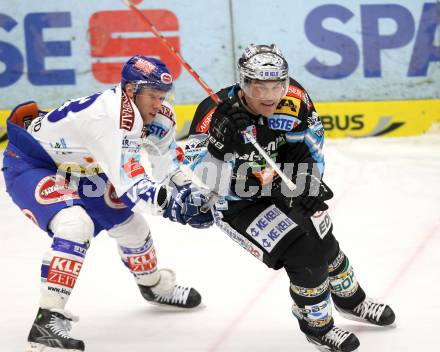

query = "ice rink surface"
(1, 134), (439, 351)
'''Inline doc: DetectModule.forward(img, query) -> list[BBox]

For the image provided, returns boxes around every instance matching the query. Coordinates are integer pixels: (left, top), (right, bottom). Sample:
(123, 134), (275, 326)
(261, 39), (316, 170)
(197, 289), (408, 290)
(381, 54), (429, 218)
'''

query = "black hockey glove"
(285, 174), (334, 218)
(207, 98), (254, 161)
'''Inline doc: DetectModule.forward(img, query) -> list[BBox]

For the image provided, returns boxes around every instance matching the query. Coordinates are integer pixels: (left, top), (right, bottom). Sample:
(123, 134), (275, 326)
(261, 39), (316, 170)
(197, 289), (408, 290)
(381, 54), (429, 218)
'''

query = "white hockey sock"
(118, 233), (160, 286)
(40, 237), (88, 309)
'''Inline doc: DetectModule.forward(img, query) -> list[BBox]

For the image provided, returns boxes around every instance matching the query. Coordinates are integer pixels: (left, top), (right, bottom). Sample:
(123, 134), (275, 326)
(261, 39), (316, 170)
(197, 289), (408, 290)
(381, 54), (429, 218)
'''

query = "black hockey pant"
(214, 199), (366, 336)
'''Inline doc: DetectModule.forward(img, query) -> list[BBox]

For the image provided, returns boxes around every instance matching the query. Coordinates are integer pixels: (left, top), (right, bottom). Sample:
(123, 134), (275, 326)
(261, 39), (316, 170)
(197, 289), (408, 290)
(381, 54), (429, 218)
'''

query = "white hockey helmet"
(238, 44), (289, 100)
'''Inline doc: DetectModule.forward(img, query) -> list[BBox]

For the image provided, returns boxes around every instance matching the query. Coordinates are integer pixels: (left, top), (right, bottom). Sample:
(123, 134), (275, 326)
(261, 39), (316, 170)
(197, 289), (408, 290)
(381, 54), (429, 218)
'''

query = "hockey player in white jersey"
(2, 55), (214, 351)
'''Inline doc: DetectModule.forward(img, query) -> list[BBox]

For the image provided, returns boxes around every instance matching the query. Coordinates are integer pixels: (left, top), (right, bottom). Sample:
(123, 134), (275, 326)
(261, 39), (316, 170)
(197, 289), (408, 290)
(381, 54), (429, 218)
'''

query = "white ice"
(1, 134), (439, 351)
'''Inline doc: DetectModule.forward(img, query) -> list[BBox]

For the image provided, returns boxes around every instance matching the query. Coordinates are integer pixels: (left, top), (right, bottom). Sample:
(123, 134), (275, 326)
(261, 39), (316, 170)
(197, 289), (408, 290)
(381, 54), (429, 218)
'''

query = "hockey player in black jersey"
(186, 44), (396, 352)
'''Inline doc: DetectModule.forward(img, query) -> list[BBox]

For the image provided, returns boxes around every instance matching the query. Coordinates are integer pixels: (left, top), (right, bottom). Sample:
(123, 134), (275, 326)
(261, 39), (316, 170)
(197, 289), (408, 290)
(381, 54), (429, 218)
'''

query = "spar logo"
(47, 256), (82, 289)
(89, 7), (181, 84)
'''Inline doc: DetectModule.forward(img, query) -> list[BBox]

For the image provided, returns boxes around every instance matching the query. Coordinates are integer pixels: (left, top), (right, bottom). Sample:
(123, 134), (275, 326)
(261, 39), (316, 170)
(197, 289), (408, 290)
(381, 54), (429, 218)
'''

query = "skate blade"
(337, 310), (370, 324)
(147, 300), (207, 311)
(337, 310), (397, 327)
(306, 337), (360, 352)
(312, 344), (359, 352)
(25, 342), (83, 352)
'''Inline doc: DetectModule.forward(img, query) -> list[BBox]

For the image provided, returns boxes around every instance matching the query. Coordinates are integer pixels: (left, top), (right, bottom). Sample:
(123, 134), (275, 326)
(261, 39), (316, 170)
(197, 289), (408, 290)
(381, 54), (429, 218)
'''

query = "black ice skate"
(306, 326), (360, 352)
(138, 269), (202, 309)
(335, 297), (395, 326)
(26, 308), (84, 352)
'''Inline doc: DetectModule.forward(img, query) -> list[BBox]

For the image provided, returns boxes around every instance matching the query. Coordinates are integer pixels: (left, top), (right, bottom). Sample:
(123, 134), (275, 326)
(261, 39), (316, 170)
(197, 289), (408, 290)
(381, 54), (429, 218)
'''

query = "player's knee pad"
(108, 213), (150, 247)
(321, 232), (340, 263)
(108, 213), (159, 286)
(49, 205), (94, 244)
(282, 233), (328, 282)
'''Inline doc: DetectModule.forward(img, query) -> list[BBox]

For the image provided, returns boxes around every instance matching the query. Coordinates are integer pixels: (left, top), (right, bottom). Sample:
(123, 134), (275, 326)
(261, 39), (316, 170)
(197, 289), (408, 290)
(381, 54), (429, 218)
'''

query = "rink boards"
(169, 99), (440, 139)
(1, 99), (439, 149)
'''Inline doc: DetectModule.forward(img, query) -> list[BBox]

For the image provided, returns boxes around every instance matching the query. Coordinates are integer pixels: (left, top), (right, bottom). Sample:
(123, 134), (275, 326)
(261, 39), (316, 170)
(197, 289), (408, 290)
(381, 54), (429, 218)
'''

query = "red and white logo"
(175, 146), (184, 163)
(287, 85), (312, 110)
(123, 158), (145, 179)
(104, 181), (128, 209)
(90, 9), (181, 83)
(120, 90), (135, 131)
(196, 107), (216, 133)
(160, 72), (173, 84)
(159, 104), (174, 122)
(287, 85), (305, 100)
(253, 167), (277, 185)
(35, 175), (80, 205)
(134, 57), (157, 74)
(128, 249), (157, 273)
(47, 256), (83, 289)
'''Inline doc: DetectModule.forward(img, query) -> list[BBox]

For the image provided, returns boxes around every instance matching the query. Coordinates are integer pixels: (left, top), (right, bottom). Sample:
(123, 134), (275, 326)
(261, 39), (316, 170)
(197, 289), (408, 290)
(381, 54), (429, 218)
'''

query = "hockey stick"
(120, 0), (222, 211)
(243, 131), (297, 191)
(121, 0), (298, 201)
(121, 0), (220, 104)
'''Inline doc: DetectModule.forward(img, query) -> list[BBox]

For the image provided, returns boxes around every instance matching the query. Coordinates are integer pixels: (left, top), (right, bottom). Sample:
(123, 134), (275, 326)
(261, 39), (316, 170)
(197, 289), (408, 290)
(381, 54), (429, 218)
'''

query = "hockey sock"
(290, 278), (334, 337)
(40, 237), (89, 309)
(328, 251), (366, 309)
(118, 233), (159, 286)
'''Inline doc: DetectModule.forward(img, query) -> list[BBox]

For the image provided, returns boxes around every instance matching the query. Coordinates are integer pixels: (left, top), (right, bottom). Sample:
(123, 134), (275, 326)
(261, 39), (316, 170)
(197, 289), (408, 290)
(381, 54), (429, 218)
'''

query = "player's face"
(242, 80), (288, 117)
(126, 84), (167, 123)
(135, 88), (168, 124)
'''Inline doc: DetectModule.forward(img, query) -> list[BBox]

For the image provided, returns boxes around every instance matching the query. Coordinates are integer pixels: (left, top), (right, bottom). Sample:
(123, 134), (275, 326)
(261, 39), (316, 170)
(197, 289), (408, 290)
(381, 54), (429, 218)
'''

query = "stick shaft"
(123, 0), (220, 104)
(122, 0), (297, 194)
(243, 131), (297, 191)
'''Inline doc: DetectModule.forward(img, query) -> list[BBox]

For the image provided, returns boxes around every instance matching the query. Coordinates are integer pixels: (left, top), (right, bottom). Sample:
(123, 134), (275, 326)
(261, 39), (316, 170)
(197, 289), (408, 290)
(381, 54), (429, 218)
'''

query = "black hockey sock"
(328, 251), (366, 309)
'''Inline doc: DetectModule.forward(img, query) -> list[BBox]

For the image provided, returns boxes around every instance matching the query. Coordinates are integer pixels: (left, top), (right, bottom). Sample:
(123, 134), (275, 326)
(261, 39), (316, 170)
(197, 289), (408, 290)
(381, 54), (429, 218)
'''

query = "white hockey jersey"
(27, 84), (181, 213)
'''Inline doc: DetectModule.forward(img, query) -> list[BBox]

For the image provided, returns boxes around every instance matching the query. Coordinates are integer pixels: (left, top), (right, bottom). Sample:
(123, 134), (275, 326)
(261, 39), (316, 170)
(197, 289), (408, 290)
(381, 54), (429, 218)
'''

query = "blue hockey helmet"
(121, 56), (173, 94)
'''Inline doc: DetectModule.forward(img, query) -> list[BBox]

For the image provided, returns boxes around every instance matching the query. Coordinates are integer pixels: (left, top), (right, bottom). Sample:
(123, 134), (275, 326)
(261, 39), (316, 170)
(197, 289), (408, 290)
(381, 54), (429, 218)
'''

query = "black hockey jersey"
(186, 78), (325, 200)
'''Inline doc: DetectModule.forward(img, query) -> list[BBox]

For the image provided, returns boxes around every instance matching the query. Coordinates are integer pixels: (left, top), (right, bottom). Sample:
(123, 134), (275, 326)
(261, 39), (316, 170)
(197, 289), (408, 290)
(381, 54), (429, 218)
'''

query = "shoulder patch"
(120, 90), (135, 131)
(196, 106), (216, 133)
(158, 104), (175, 125)
(276, 96), (301, 117)
(286, 85), (313, 111)
(307, 111), (324, 137)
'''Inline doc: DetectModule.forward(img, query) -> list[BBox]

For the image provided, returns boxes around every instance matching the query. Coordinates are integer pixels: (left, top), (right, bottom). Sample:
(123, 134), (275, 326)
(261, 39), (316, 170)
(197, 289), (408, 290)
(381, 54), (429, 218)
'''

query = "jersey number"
(47, 93), (101, 122)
